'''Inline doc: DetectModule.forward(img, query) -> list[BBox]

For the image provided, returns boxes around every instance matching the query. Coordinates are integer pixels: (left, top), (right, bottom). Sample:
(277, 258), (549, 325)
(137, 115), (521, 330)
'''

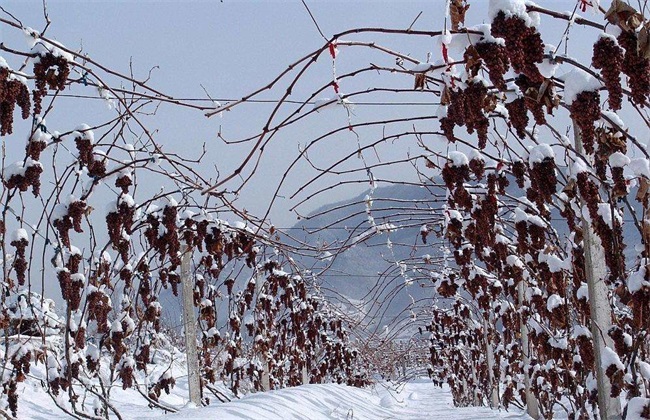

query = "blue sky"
(1, 1), (617, 230)
(3, 0), (463, 227)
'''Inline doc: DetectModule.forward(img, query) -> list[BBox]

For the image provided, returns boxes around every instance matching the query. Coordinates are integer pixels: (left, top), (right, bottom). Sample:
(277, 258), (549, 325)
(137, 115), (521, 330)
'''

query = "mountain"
(280, 183), (445, 334)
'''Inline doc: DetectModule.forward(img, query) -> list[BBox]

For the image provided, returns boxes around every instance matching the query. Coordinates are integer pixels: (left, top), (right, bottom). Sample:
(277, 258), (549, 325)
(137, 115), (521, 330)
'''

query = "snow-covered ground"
(19, 376), (531, 419)
(174, 379), (531, 420)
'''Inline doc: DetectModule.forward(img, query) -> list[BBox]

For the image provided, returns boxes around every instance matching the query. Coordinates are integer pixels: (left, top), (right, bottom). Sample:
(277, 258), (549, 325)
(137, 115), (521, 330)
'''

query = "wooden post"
(254, 273), (271, 391)
(518, 281), (539, 419)
(181, 246), (202, 406)
(483, 317), (499, 409)
(573, 123), (622, 420)
(470, 361), (480, 406)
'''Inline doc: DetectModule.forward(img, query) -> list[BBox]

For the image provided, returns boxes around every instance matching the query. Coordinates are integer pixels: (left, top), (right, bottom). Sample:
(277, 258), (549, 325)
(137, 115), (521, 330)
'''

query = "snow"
(546, 294), (565, 312)
(448, 151), (469, 167)
(411, 62), (433, 73)
(572, 158), (589, 175)
(506, 255), (524, 268)
(74, 124), (95, 143)
(629, 158), (650, 179)
(528, 144), (554, 164)
(3, 158), (43, 180)
(513, 207), (528, 223)
(351, 223), (397, 244)
(527, 215), (545, 228)
(313, 97), (352, 112)
(488, 0), (534, 26)
(30, 36), (75, 62)
(597, 203), (621, 228)
(571, 325), (592, 339)
(163, 380), (522, 420)
(609, 152), (630, 168)
(119, 193), (136, 208)
(639, 361), (650, 381)
(600, 110), (625, 129)
(601, 346), (624, 371)
(539, 253), (567, 273)
(468, 149), (483, 163)
(628, 264), (650, 293)
(561, 69), (602, 105)
(446, 209), (463, 222)
(537, 44), (559, 78)
(576, 283), (589, 300)
(0, 344), (522, 420)
(30, 126), (52, 143)
(627, 397), (650, 419)
(548, 334), (568, 350)
(11, 228), (29, 242)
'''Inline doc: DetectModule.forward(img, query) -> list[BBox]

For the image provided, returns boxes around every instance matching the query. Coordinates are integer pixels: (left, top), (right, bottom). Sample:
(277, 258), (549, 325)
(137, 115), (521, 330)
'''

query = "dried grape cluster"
(511, 160), (527, 188)
(4, 158), (43, 196)
(117, 360), (134, 390)
(465, 82), (491, 149)
(33, 53), (70, 115)
(10, 237), (28, 287)
(595, 127), (627, 184)
(569, 90), (601, 154)
(618, 31), (650, 106)
(148, 374), (176, 402)
(505, 98), (529, 139)
(491, 11), (544, 83)
(106, 197), (135, 263)
(468, 155), (485, 180)
(440, 82), (492, 149)
(530, 157), (557, 211)
(26, 136), (47, 161)
(57, 250), (84, 311)
(0, 67), (31, 135)
(592, 36), (624, 110)
(441, 160), (471, 210)
(474, 42), (510, 90)
(515, 75), (550, 126)
(75, 131), (106, 178)
(115, 173), (132, 193)
(52, 200), (86, 249)
(87, 290), (111, 334)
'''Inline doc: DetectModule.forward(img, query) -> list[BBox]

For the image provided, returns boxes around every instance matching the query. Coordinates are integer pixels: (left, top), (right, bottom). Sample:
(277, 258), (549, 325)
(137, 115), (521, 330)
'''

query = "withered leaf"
(639, 22), (650, 59)
(450, 0), (470, 31)
(536, 79), (559, 114)
(604, 0), (644, 32)
(441, 86), (452, 105)
(464, 44), (481, 77)
(563, 178), (577, 196)
(636, 177), (650, 204)
(414, 73), (426, 90)
(482, 93), (498, 113)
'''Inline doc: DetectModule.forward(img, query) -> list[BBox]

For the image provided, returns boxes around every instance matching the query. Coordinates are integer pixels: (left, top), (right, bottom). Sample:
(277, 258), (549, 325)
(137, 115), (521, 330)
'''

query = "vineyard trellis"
(1, 0), (650, 419)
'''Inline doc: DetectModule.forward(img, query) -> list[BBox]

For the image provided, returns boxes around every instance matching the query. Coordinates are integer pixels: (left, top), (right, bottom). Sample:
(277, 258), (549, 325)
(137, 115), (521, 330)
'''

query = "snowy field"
(173, 380), (531, 420)
(19, 375), (531, 419)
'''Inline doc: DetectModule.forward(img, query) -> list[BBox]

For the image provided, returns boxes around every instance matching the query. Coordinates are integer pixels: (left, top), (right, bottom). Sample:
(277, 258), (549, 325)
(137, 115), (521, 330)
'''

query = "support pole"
(518, 281), (539, 419)
(254, 273), (271, 391)
(573, 123), (622, 420)
(483, 317), (499, 409)
(181, 246), (202, 406)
